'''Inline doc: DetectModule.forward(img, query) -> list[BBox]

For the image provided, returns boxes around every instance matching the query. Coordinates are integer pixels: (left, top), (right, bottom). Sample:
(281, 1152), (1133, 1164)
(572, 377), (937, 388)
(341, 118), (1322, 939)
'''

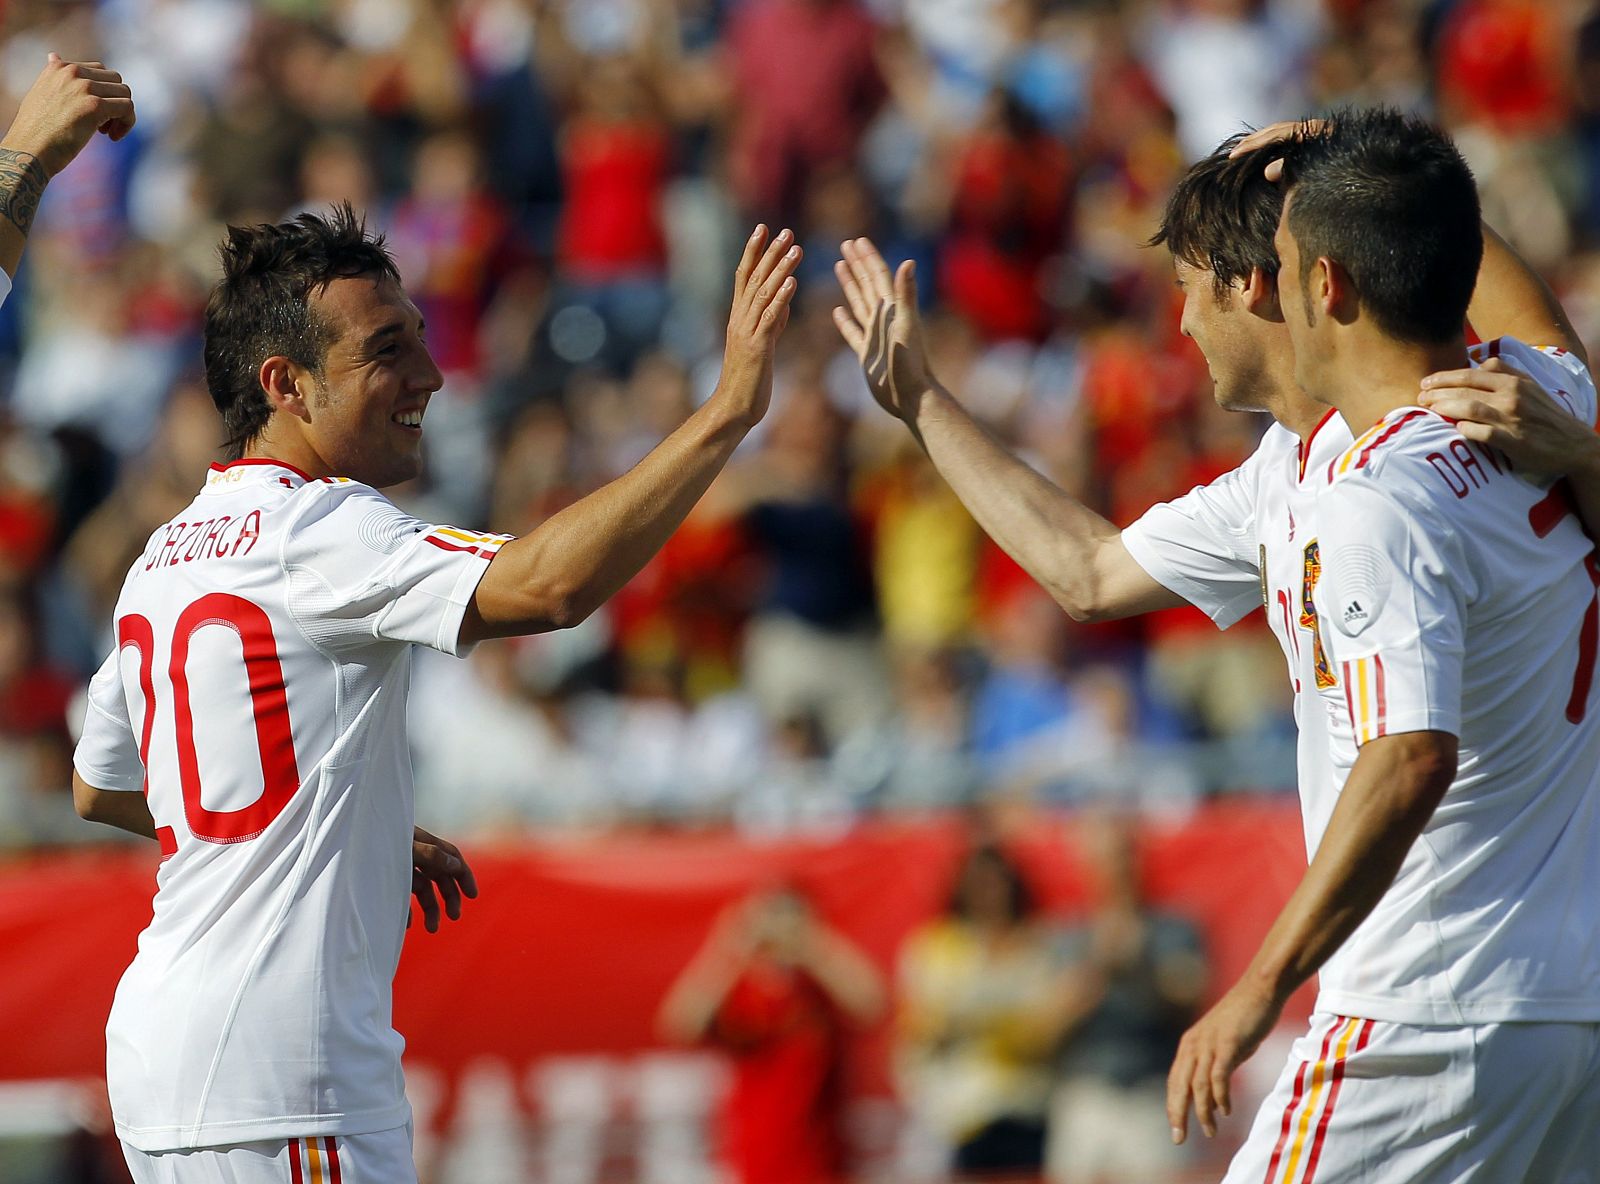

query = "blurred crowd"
(1, 0), (1595, 847)
(659, 815), (1209, 1183)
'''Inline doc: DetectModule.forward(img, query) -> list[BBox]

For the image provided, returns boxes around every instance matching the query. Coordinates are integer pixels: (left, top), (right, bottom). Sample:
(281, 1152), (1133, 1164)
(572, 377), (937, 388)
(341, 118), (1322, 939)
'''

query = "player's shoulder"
(1471, 336), (1595, 421)
(281, 476), (428, 559)
(1469, 335), (1587, 381)
(1325, 407), (1452, 486)
(1325, 406), (1508, 513)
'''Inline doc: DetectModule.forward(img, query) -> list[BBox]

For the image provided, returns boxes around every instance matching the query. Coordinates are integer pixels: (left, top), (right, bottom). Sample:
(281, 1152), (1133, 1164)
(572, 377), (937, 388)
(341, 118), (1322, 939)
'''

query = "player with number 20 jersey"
(76, 463), (507, 1151)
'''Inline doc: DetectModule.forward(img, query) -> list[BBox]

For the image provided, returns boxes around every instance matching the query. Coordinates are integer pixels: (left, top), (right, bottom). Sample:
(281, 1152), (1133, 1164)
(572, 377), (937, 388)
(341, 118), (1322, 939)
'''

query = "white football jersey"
(1123, 338), (1599, 1023)
(1121, 409), (1352, 848)
(73, 459), (510, 1151)
(1311, 339), (1600, 1024)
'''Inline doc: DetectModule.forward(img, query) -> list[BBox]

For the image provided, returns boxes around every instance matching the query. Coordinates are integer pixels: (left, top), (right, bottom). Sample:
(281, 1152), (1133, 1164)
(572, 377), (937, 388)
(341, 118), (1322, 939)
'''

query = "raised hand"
(4, 53), (136, 179)
(713, 225), (800, 429)
(1420, 356), (1600, 481)
(832, 237), (934, 422)
(408, 826), (479, 933)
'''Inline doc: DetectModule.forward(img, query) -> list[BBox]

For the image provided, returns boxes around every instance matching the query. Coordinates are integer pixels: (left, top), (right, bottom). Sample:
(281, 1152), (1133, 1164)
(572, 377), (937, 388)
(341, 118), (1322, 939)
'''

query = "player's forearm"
(469, 399), (749, 638)
(1469, 223), (1587, 364)
(1561, 435), (1600, 545)
(1239, 732), (1457, 1005)
(907, 382), (1178, 621)
(72, 774), (157, 839)
(0, 145), (49, 277)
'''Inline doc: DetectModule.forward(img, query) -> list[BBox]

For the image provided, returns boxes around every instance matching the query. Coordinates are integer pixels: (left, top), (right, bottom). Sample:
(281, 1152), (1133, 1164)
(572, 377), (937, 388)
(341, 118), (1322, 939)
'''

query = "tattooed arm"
(0, 53), (135, 278)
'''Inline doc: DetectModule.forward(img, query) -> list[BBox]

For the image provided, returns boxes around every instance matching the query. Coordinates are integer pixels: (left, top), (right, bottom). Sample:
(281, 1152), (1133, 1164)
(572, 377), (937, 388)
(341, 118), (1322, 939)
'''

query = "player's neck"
(241, 426), (335, 481)
(1269, 391), (1332, 444)
(1322, 332), (1469, 433)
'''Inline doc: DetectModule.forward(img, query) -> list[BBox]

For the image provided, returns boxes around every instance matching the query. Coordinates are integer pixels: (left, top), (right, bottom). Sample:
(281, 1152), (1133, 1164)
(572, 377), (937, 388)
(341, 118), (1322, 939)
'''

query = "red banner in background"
(0, 802), (1312, 1149)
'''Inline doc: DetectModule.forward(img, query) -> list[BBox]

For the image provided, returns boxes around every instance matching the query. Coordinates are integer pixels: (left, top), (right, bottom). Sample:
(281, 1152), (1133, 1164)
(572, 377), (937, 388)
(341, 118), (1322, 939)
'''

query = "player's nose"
(415, 346), (444, 395)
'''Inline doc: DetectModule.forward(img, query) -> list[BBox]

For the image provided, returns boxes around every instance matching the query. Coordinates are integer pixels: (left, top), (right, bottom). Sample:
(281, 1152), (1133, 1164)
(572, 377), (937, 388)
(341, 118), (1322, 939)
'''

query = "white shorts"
(121, 1125), (415, 1184)
(1224, 1012), (1600, 1184)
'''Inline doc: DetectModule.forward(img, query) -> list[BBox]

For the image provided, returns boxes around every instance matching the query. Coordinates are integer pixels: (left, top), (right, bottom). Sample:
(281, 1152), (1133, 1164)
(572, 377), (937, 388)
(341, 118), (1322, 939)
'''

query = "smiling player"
(72, 204), (801, 1182)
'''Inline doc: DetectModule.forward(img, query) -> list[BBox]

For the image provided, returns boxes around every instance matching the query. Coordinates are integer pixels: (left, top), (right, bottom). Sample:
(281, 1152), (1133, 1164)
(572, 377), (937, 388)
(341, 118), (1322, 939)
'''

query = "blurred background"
(0, 0), (1591, 1180)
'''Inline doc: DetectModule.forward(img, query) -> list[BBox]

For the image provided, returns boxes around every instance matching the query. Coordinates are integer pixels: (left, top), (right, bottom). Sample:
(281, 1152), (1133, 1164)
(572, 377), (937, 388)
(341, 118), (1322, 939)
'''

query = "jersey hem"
(438, 547), (499, 658)
(1119, 525), (1254, 630)
(72, 753), (145, 794)
(1351, 709), (1462, 744)
(114, 1100), (413, 1152)
(1315, 989), (1600, 1025)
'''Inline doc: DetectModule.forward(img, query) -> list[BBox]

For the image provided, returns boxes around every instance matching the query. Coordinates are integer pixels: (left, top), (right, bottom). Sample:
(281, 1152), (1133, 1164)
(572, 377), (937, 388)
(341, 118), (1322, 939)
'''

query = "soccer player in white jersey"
(1161, 108), (1600, 1182)
(1, 52), (136, 296)
(832, 131), (1600, 1179)
(71, 205), (801, 1182)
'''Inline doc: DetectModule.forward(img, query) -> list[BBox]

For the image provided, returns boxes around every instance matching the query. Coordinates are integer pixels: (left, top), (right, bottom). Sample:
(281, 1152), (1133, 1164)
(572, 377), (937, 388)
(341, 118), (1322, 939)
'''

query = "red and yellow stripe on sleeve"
(1340, 655), (1388, 744)
(423, 526), (514, 559)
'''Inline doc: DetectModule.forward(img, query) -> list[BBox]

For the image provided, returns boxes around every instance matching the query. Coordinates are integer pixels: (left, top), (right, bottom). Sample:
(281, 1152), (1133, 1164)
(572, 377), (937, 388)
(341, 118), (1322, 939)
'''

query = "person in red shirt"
(659, 886), (885, 1184)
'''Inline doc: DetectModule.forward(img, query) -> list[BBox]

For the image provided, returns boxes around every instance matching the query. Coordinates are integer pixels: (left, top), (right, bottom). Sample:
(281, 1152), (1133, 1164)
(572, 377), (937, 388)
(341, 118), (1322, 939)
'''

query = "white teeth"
(394, 411), (423, 427)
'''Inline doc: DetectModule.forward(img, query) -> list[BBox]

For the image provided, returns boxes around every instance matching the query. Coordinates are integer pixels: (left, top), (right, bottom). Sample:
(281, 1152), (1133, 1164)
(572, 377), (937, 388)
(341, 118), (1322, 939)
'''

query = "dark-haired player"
(1166, 108), (1600, 1184)
(834, 117), (1600, 1181)
(72, 205), (800, 1181)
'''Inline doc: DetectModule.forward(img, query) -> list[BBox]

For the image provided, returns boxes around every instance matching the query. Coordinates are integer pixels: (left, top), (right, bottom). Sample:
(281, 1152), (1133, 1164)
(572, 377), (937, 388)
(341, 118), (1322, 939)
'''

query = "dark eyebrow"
(360, 317), (427, 351)
(361, 322), (407, 351)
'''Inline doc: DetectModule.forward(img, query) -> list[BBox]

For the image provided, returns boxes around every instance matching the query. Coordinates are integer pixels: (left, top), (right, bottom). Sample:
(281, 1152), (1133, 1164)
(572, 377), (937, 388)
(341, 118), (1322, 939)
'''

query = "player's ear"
(259, 356), (314, 423)
(1318, 256), (1358, 325)
(1241, 265), (1283, 322)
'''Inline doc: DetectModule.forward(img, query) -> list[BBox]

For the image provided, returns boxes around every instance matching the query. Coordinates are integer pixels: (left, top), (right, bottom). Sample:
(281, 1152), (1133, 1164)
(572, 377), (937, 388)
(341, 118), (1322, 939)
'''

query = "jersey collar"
(205, 458), (314, 490)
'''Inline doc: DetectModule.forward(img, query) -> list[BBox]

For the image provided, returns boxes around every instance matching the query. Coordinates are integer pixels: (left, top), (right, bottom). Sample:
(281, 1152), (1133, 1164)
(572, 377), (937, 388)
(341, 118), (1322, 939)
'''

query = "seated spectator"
(659, 885), (884, 1184)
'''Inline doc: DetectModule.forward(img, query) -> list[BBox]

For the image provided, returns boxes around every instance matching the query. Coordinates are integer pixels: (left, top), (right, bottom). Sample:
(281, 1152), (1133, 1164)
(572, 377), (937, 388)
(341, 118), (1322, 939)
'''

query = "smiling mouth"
(392, 410), (424, 431)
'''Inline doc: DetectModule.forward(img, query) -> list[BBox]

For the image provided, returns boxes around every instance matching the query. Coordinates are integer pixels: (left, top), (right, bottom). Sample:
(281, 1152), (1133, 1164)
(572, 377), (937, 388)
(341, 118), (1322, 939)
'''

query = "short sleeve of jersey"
(1120, 450), (1263, 629)
(283, 481), (512, 658)
(1315, 480), (1469, 744)
(74, 646), (146, 793)
(0, 269), (12, 309)
(1469, 337), (1598, 426)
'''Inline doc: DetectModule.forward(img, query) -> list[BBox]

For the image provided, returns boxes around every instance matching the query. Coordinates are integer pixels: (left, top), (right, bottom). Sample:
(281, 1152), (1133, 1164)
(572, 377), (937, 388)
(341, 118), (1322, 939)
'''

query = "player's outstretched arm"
(832, 237), (1181, 623)
(459, 226), (799, 643)
(0, 53), (136, 277)
(1165, 730), (1457, 1145)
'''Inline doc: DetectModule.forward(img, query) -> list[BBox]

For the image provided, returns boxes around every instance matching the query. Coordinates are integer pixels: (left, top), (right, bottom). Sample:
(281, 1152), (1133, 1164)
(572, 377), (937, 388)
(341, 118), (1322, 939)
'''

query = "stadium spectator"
(896, 842), (1062, 1178)
(1045, 812), (1206, 1184)
(658, 884), (885, 1184)
(725, 0), (885, 221)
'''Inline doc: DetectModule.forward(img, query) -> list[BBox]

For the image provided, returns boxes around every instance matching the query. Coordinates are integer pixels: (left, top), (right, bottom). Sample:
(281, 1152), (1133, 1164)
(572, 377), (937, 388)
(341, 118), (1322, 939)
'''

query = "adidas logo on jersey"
(1342, 600), (1368, 625)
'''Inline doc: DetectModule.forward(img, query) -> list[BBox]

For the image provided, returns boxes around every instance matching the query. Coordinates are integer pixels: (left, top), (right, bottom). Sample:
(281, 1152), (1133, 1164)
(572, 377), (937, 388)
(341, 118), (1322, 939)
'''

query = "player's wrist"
(903, 376), (951, 425)
(0, 134), (58, 179)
